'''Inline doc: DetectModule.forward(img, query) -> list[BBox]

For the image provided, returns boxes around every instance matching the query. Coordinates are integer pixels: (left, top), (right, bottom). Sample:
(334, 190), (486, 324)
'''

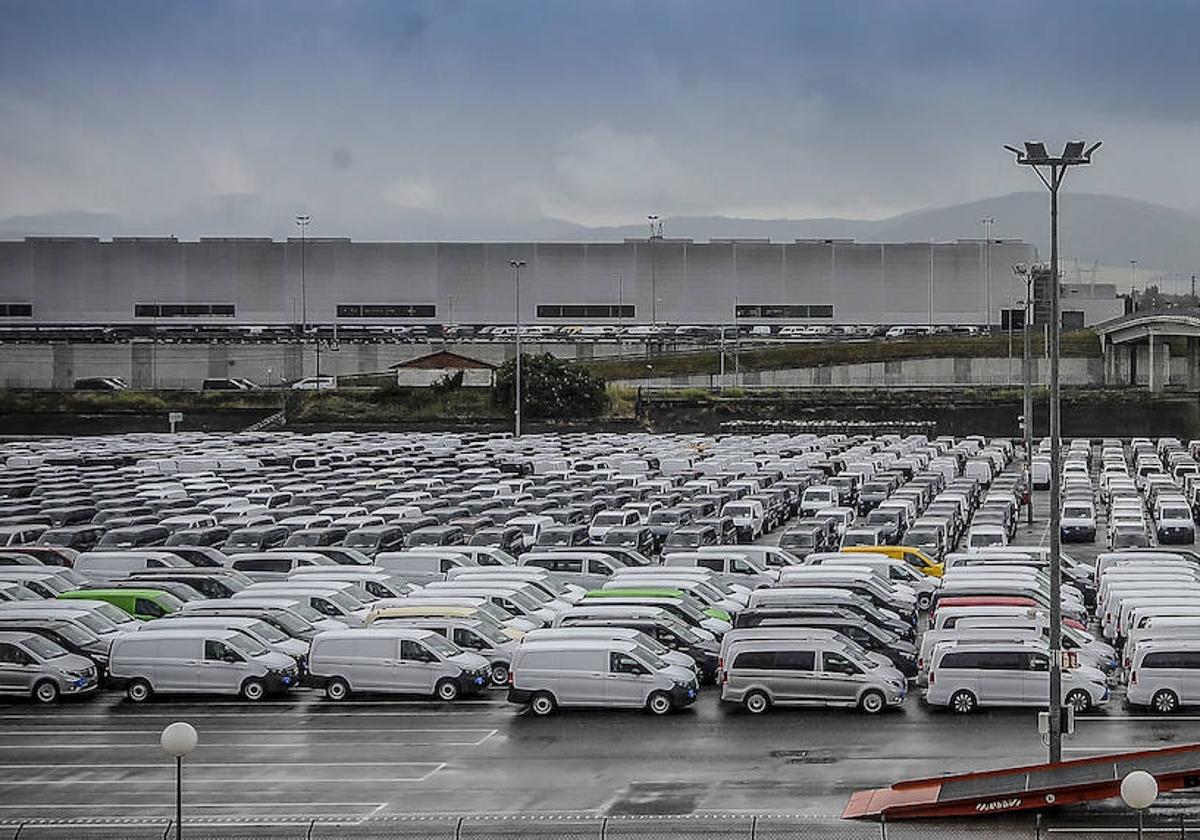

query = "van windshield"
(248, 620), (288, 643)
(423, 634), (460, 658)
(91, 602), (137, 626)
(227, 633), (269, 657)
(75, 612), (117, 634)
(631, 645), (667, 671)
(23, 635), (67, 660)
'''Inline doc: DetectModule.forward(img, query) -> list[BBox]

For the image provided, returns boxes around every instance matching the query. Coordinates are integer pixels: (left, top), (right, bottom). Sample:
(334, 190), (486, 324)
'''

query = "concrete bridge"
(1095, 310), (1200, 391)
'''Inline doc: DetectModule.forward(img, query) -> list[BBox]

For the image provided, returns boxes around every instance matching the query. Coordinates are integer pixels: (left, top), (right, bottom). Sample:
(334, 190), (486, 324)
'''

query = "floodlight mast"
(1004, 140), (1101, 766)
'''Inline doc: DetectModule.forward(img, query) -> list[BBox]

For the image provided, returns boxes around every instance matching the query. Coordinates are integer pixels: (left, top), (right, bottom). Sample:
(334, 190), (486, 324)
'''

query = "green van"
(582, 587), (732, 635)
(59, 588), (184, 621)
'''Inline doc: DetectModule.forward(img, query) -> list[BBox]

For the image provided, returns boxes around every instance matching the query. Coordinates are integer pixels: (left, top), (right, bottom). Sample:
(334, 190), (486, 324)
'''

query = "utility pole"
(982, 217), (995, 329)
(1006, 139), (1101, 766)
(509, 259), (526, 438)
(295, 215), (311, 334)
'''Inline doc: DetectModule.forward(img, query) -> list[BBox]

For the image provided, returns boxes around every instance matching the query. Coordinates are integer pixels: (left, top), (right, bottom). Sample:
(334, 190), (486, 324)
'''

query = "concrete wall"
(0, 237), (1058, 328)
(0, 341), (642, 389)
(616, 356), (1109, 389)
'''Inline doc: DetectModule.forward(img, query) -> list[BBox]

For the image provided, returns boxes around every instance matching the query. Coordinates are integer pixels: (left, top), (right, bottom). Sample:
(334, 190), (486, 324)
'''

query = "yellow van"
(841, 545), (943, 578)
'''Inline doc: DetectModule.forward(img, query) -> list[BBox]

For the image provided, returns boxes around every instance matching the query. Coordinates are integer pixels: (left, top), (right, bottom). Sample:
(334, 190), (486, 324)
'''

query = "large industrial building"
(0, 235), (1122, 329)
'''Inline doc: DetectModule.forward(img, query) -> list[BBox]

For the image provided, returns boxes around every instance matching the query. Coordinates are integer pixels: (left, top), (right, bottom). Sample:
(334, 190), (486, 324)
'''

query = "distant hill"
(2, 191), (1197, 278)
(574, 192), (1200, 278)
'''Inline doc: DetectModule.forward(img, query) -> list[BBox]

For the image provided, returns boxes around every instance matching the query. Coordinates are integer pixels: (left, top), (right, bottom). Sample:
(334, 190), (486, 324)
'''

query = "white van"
(1127, 639), (1200, 713)
(74, 551), (192, 585)
(507, 637), (698, 716)
(924, 640), (1109, 713)
(110, 628), (299, 702)
(307, 627), (491, 701)
(375, 551), (478, 585)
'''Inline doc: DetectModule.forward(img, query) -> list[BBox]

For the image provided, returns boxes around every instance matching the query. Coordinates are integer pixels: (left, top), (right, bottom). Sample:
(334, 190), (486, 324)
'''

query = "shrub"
(493, 354), (607, 420)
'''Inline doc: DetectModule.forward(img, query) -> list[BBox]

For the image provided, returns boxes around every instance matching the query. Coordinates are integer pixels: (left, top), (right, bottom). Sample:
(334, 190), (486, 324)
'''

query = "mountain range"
(2, 192), (1198, 281)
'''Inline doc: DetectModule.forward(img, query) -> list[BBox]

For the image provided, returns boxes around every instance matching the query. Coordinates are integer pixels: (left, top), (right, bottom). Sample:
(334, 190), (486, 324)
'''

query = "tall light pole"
(981, 216), (995, 329)
(509, 259), (526, 438)
(648, 215), (662, 324)
(1130, 260), (1138, 312)
(295, 215), (311, 334)
(161, 722), (198, 840)
(1005, 139), (1101, 765)
(1013, 262), (1035, 526)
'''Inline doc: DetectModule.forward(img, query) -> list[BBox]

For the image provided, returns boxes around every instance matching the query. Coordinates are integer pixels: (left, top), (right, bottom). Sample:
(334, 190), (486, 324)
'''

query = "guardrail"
(3, 814), (1195, 840)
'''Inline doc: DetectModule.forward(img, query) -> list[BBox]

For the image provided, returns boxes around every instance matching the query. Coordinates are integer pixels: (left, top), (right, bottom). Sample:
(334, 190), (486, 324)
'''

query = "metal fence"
(4, 814), (1199, 840)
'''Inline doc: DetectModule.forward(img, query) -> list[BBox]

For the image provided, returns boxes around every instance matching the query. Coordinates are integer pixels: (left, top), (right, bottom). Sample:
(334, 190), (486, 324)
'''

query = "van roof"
(118, 627), (238, 641)
(315, 627), (433, 641)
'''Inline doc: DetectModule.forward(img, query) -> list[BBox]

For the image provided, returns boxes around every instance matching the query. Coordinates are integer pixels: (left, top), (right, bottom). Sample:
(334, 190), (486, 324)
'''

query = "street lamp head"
(508, 259), (526, 268)
(295, 214), (311, 226)
(1012, 263), (1028, 276)
(1120, 770), (1158, 810)
(1006, 140), (1101, 167)
(161, 721), (198, 758)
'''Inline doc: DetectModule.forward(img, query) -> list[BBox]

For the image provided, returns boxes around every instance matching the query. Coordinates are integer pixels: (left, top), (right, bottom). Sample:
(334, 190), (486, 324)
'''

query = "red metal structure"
(843, 743), (1200, 820)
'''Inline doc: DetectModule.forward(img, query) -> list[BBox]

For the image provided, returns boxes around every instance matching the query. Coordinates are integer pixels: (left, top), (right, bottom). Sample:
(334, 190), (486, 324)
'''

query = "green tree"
(493, 353), (607, 420)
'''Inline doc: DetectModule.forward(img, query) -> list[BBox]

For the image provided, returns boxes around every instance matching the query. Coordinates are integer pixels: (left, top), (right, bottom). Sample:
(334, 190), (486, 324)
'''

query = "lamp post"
(648, 215), (662, 323)
(508, 259), (526, 438)
(1013, 262), (1035, 526)
(161, 722), (198, 840)
(1005, 139), (1101, 765)
(1121, 770), (1158, 840)
(295, 215), (311, 335)
(981, 216), (995, 330)
(1131, 260), (1138, 312)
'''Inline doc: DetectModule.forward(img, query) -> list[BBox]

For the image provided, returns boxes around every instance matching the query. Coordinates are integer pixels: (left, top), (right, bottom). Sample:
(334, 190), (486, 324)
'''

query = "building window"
(536, 305), (635, 318)
(0, 304), (33, 317)
(735, 304), (834, 319)
(134, 303), (235, 317)
(337, 304), (436, 318)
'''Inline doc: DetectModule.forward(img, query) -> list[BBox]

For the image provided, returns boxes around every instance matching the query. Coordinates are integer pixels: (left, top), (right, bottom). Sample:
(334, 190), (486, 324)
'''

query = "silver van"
(508, 637), (698, 716)
(151, 614), (309, 669)
(307, 627), (490, 701)
(720, 635), (905, 714)
(227, 551), (338, 582)
(375, 551), (478, 585)
(0, 630), (99, 703)
(235, 583), (372, 626)
(182, 596), (348, 635)
(362, 615), (517, 686)
(923, 640), (1109, 713)
(74, 551), (192, 584)
(664, 552), (777, 588)
(109, 627), (299, 702)
(522, 626), (701, 678)
(517, 551), (625, 591)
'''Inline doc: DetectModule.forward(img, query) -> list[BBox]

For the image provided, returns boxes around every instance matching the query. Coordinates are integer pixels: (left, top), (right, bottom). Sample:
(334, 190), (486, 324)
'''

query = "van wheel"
(489, 663), (510, 687)
(529, 691), (556, 716)
(647, 691), (673, 715)
(33, 680), (60, 705)
(1153, 689), (1180, 714)
(325, 677), (350, 701)
(126, 679), (152, 703)
(240, 678), (267, 701)
(743, 690), (770, 715)
(436, 678), (460, 702)
(950, 690), (977, 714)
(916, 593), (932, 611)
(1066, 689), (1092, 714)
(859, 690), (886, 715)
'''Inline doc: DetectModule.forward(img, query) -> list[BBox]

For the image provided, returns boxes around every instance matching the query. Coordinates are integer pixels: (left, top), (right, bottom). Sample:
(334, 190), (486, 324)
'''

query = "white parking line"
(0, 727), (494, 735)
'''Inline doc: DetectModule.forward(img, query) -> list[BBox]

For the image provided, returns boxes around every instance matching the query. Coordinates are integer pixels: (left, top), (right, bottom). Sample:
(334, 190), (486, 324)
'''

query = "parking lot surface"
(1, 431), (1199, 835)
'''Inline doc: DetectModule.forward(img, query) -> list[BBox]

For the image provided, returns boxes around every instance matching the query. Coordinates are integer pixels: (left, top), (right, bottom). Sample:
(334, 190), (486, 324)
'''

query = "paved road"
(6, 465), (1200, 828)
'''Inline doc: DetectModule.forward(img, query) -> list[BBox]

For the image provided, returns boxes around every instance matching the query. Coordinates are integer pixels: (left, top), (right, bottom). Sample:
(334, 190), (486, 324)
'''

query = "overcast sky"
(3, 0), (1200, 236)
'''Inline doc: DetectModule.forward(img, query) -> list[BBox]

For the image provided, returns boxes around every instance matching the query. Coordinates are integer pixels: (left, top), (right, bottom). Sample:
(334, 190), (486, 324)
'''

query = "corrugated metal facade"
(0, 235), (1117, 327)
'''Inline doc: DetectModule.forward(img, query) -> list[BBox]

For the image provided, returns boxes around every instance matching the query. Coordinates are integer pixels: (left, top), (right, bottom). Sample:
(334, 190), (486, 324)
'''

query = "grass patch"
(584, 330), (1101, 380)
(287, 387), (503, 423)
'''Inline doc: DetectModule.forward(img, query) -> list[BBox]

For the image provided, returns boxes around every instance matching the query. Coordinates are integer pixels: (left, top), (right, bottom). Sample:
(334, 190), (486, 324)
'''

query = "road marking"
(0, 802), (385, 810)
(0, 761), (442, 769)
